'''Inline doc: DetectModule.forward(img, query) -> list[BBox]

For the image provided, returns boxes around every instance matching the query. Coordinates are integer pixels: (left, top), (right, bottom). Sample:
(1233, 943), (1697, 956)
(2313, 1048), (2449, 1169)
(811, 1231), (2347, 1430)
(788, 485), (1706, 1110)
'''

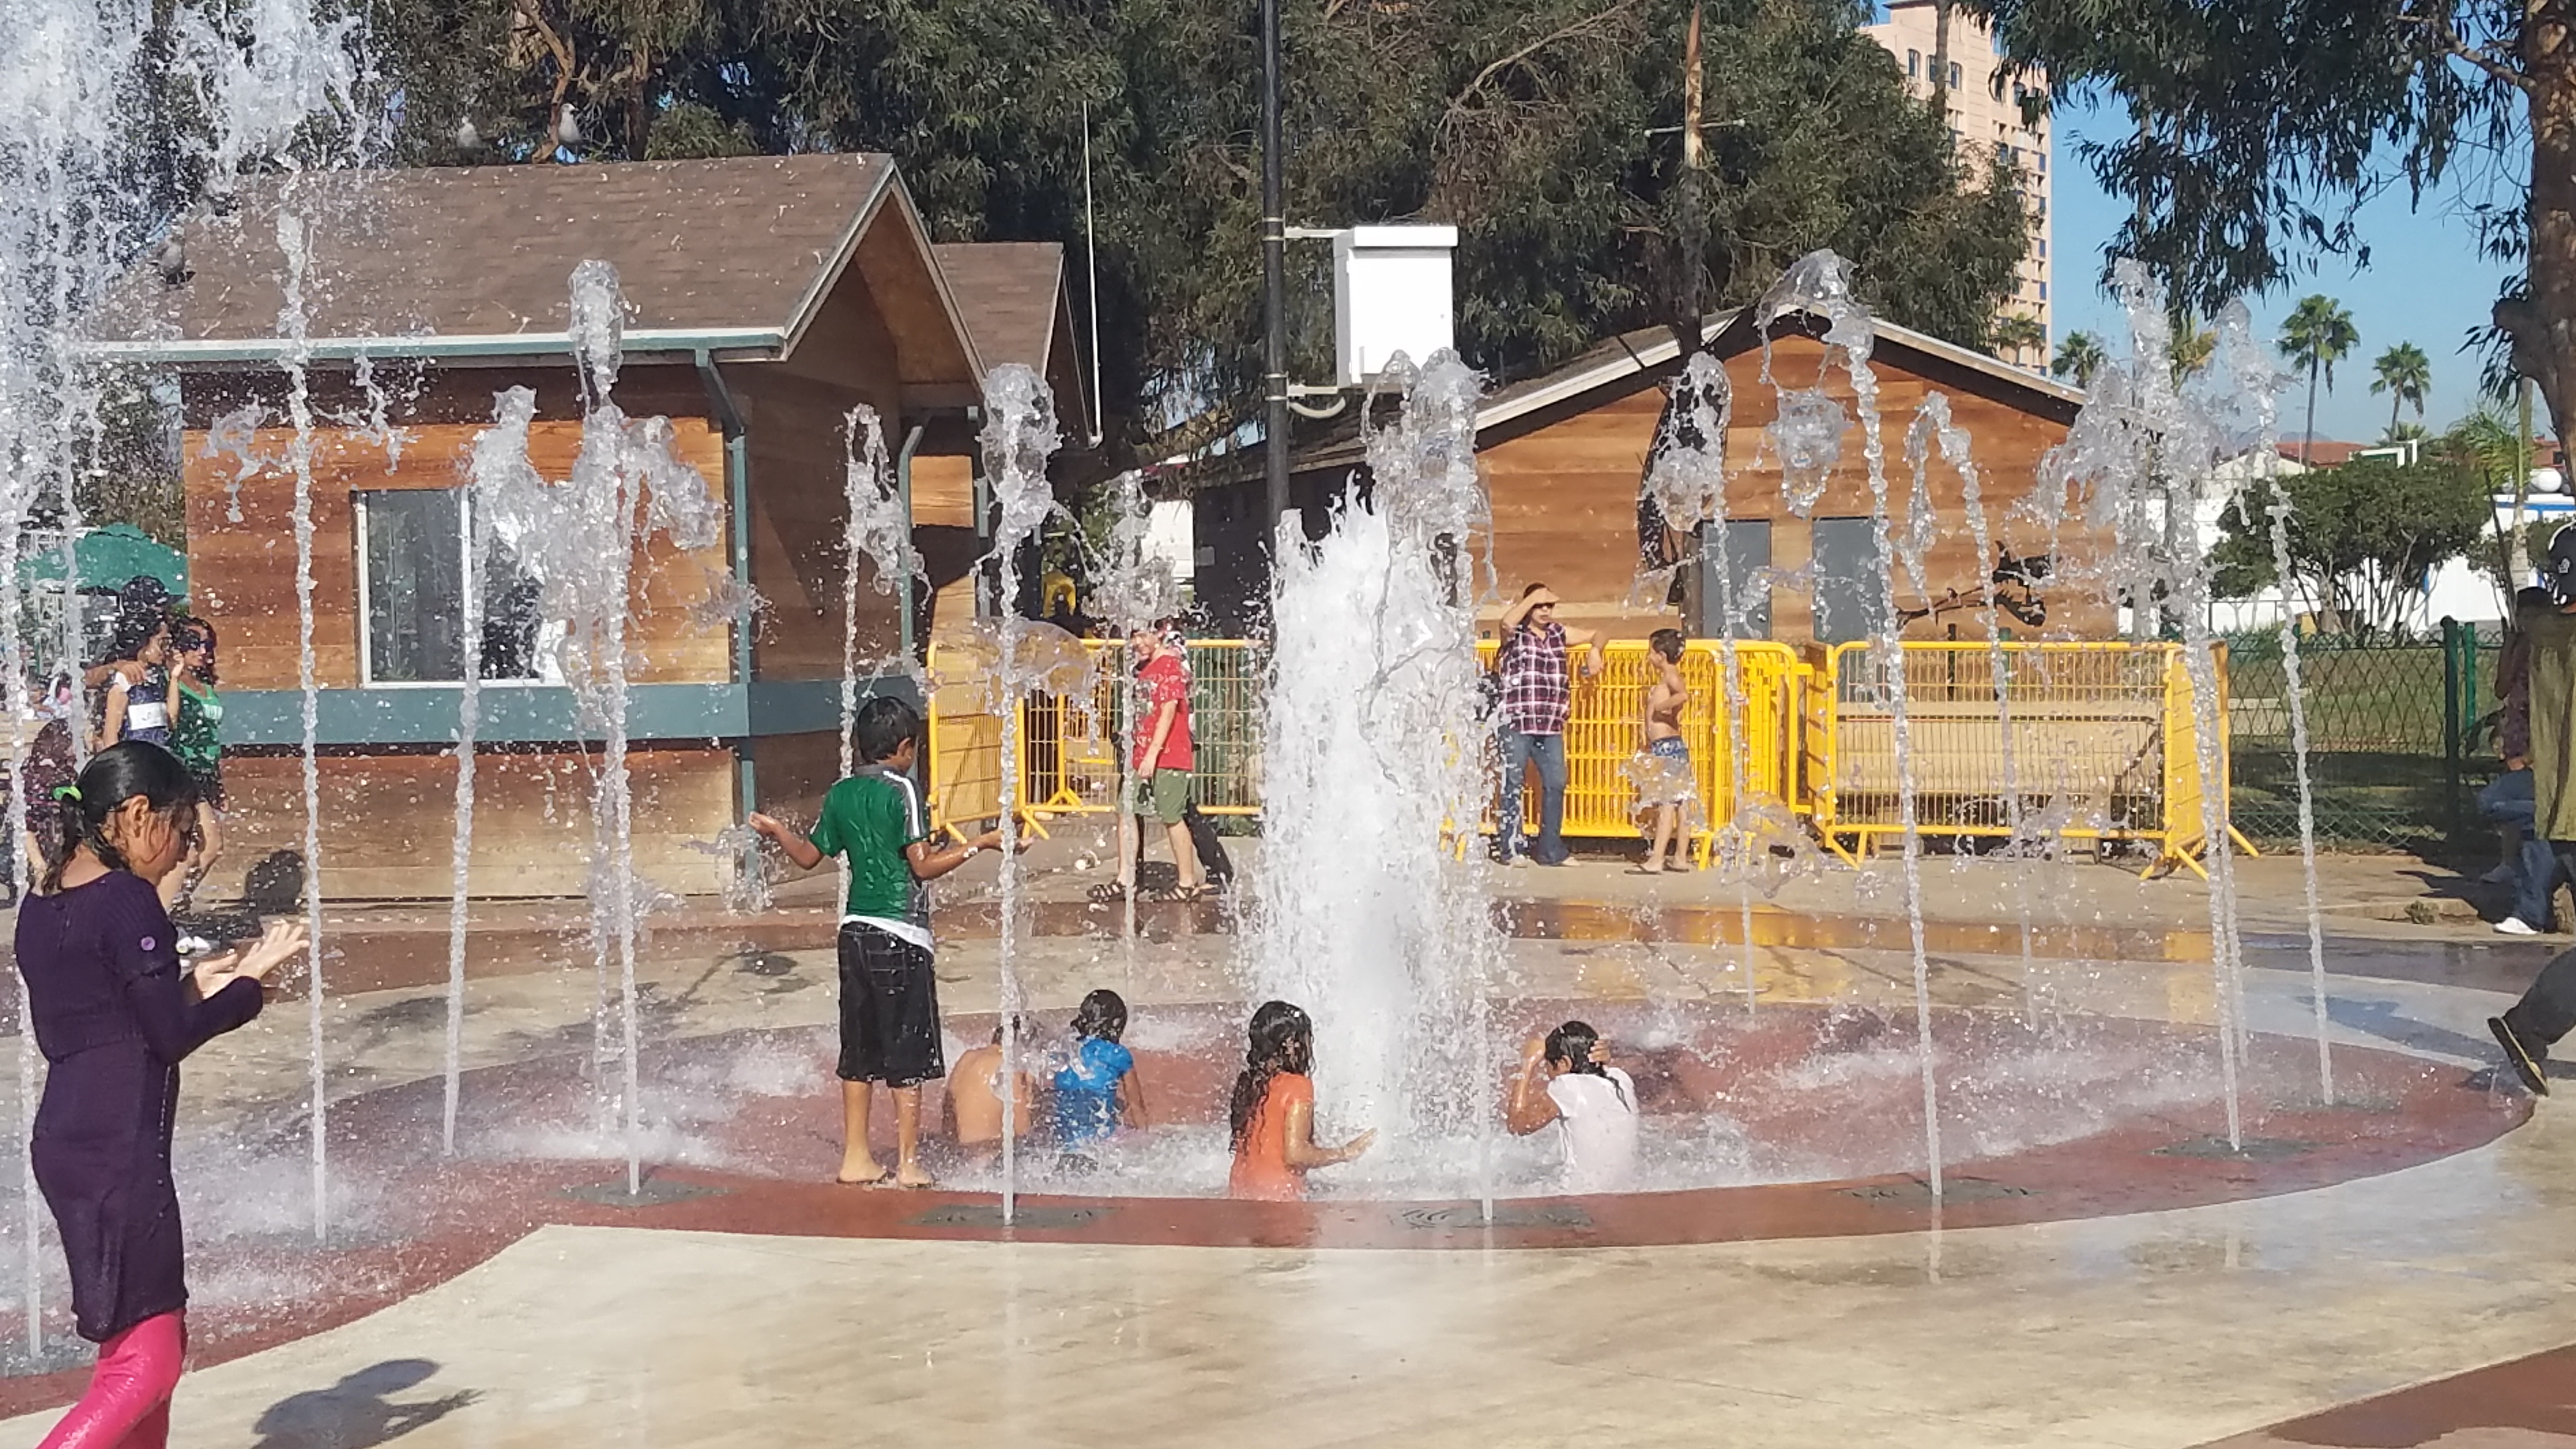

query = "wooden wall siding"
(213, 746), (733, 900)
(852, 213), (977, 391)
(746, 730), (844, 832)
(1478, 335), (2111, 643)
(185, 418), (732, 693)
(739, 370), (902, 680)
(910, 453), (982, 645)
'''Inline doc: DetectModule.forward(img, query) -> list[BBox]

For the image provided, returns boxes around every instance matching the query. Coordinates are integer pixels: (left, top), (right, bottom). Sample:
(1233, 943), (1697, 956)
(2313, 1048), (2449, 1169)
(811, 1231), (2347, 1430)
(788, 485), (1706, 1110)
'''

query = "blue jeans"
(2483, 769), (2558, 928)
(1496, 727), (1568, 864)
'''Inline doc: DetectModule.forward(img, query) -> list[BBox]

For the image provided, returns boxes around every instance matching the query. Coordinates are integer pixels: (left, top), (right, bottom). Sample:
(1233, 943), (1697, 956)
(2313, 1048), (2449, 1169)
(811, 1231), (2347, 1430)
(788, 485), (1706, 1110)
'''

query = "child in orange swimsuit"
(1227, 1000), (1374, 1200)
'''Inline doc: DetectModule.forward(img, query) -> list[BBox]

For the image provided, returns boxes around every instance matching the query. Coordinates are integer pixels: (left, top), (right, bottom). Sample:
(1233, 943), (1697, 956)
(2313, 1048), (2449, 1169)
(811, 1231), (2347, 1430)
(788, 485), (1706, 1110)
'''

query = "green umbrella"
(19, 523), (187, 596)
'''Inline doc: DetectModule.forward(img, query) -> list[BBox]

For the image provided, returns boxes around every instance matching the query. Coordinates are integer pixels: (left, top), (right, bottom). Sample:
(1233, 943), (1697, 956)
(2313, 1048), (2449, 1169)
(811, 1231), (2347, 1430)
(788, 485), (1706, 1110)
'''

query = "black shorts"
(836, 923), (944, 1087)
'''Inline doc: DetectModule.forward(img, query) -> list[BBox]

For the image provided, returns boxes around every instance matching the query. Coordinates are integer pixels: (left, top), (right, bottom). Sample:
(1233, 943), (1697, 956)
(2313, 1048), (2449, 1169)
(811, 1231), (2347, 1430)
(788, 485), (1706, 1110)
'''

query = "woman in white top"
(1504, 1020), (1639, 1193)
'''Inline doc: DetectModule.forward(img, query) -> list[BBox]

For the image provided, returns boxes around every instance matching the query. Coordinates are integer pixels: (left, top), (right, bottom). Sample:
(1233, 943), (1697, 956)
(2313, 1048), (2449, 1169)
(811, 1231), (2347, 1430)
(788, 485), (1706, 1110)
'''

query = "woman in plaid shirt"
(1493, 584), (1600, 865)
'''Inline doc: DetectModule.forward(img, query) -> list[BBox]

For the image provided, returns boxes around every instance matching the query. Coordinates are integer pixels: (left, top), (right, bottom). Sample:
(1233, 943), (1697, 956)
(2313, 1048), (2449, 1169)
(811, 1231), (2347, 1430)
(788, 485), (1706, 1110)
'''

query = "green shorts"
(1128, 769), (1192, 825)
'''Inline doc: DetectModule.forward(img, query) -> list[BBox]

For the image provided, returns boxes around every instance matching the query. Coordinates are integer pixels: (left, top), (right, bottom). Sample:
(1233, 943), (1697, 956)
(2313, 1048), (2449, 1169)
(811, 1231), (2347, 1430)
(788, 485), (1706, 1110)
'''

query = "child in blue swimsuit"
(1052, 989), (1147, 1146)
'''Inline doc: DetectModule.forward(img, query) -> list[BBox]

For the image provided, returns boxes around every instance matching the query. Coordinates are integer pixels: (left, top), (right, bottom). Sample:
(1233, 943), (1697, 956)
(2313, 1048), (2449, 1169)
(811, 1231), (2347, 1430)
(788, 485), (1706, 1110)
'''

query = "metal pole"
(1259, 0), (1291, 536)
(2442, 618), (2463, 842)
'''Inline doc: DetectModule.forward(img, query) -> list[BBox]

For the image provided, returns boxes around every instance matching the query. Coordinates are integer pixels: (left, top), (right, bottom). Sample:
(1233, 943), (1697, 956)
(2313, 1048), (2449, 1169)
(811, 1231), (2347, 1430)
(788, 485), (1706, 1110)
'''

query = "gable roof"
(932, 241), (1090, 425)
(1234, 307), (2085, 482)
(1479, 307), (2085, 438)
(84, 153), (981, 379)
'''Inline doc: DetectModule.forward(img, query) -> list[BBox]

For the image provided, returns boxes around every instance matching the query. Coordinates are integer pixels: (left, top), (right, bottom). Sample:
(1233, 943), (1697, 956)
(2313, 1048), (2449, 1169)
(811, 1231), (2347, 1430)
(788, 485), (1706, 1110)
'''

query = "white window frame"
(353, 488), (560, 689)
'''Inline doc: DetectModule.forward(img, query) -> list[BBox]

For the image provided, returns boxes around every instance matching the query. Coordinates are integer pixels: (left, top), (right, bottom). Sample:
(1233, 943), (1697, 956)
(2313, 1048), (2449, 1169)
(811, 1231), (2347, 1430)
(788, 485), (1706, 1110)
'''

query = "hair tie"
(50, 785), (79, 803)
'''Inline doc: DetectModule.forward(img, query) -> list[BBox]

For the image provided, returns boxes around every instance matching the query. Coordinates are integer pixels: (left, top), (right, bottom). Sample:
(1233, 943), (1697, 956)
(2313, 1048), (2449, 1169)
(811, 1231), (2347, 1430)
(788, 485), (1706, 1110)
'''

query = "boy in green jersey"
(750, 696), (1007, 1186)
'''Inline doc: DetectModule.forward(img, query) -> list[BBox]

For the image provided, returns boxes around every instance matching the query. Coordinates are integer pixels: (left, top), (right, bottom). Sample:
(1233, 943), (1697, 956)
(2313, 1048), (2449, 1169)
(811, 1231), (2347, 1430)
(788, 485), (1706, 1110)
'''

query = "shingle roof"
(932, 242), (1064, 375)
(90, 153), (910, 355)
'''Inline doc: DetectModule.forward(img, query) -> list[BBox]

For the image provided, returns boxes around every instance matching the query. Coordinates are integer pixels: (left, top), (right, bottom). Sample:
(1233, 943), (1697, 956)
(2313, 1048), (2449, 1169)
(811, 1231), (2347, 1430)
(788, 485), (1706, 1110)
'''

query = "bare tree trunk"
(2303, 357), (2321, 466)
(2503, 2), (2576, 467)
(1664, 0), (1711, 362)
(1932, 0), (1954, 110)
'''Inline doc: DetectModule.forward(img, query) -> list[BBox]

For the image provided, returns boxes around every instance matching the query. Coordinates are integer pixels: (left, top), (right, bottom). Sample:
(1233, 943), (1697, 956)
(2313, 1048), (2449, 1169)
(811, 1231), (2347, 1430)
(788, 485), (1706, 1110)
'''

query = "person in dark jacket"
(12, 742), (304, 1448)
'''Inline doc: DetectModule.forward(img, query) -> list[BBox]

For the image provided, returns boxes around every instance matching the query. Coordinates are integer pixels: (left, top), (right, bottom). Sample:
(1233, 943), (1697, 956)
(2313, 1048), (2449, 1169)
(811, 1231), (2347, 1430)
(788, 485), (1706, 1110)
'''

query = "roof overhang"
(818, 170), (984, 389)
(1479, 309), (2086, 436)
(75, 327), (785, 370)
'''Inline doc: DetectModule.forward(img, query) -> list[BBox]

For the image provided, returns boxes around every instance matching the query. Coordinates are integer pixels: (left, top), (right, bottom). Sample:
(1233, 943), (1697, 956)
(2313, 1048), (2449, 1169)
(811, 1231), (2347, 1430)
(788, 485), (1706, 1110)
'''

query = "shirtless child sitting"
(946, 1020), (1037, 1162)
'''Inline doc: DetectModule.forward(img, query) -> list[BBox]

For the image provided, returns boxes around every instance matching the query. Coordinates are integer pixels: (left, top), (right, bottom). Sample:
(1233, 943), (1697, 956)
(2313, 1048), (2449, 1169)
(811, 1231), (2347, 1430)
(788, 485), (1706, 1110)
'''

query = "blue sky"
(2046, 103), (2522, 443)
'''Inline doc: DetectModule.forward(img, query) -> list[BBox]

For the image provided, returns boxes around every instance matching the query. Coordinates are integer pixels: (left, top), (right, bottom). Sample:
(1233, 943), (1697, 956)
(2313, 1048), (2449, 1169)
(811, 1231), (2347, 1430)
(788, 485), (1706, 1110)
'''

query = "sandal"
(1087, 882), (1131, 903)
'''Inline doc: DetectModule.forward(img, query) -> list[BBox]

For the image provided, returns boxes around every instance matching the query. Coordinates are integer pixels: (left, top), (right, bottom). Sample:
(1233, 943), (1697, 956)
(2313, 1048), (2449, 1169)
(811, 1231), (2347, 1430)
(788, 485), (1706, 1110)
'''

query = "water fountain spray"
(1253, 350), (1502, 1185)
(480, 263), (725, 1195)
(1636, 351), (1759, 1013)
(839, 404), (917, 909)
(2038, 262), (2260, 1149)
(271, 202), (337, 1241)
(1758, 250), (1947, 1199)
(978, 362), (1062, 1226)
(1084, 469), (1181, 956)
(443, 387), (543, 1153)
(2210, 308), (2332, 1101)
(1906, 396), (2041, 1024)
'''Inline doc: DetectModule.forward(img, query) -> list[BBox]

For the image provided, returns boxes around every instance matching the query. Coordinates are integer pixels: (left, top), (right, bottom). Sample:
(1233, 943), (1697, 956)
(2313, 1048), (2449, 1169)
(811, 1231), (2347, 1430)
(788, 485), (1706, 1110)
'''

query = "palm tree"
(1991, 314), (2048, 367)
(2384, 420), (2430, 445)
(2051, 330), (2107, 390)
(2279, 294), (2360, 466)
(2170, 314), (2216, 382)
(2447, 406), (2533, 601)
(2370, 341), (2432, 438)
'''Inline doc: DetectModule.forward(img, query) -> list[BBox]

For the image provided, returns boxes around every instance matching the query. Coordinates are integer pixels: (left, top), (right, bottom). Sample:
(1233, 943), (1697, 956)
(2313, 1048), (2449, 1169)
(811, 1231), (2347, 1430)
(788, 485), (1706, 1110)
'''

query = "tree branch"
(1442, 0), (1639, 133)
(512, 0), (579, 156)
(2398, 9), (2534, 93)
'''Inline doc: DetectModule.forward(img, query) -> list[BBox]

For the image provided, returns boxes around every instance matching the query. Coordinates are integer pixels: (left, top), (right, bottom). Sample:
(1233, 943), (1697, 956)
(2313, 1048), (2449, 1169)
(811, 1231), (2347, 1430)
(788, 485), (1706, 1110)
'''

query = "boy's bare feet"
(835, 1156), (890, 1186)
(894, 1163), (937, 1189)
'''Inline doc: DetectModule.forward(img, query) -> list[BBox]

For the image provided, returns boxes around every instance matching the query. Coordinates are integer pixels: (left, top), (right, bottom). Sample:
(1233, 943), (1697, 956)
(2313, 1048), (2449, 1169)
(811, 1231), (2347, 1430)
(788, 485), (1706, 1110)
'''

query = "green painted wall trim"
(220, 675), (921, 748)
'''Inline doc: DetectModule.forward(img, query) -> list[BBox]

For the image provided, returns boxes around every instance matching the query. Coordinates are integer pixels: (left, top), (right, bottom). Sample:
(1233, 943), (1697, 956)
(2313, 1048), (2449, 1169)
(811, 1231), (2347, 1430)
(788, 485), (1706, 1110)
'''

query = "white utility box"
(1333, 224), (1458, 387)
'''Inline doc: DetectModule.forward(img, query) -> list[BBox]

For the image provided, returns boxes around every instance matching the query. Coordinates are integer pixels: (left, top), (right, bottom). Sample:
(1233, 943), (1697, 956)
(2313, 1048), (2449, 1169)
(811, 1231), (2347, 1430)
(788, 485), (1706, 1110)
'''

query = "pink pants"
(37, 1312), (185, 1449)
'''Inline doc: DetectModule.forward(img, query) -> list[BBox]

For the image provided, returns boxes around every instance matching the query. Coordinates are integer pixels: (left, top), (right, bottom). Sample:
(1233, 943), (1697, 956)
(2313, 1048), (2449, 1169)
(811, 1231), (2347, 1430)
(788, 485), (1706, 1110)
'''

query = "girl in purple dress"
(13, 742), (304, 1448)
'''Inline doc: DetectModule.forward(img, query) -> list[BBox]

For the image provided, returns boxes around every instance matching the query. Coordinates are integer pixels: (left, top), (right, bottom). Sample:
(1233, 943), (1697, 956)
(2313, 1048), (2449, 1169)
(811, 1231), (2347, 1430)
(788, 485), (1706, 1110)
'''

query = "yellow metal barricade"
(924, 643), (1010, 842)
(926, 632), (2244, 877)
(1811, 640), (2251, 876)
(1476, 638), (1799, 868)
(928, 639), (1268, 838)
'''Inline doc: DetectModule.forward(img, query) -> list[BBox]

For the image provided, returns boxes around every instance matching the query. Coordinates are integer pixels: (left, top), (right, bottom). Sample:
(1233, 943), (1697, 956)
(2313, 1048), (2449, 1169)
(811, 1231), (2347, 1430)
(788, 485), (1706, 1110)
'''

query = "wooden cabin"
(88, 155), (1068, 899)
(1196, 310), (2101, 645)
(910, 241), (1091, 645)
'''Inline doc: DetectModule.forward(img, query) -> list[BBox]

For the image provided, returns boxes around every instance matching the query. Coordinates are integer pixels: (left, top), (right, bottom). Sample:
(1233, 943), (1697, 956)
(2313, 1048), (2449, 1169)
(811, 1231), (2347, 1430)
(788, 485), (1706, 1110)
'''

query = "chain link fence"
(2223, 627), (2501, 849)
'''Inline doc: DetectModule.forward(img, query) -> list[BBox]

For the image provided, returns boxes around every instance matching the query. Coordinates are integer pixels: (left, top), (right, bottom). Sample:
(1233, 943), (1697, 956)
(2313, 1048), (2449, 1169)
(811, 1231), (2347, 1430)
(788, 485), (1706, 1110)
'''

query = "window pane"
(479, 534), (545, 681)
(1811, 517), (1884, 645)
(362, 490), (465, 682)
(1700, 519), (1773, 639)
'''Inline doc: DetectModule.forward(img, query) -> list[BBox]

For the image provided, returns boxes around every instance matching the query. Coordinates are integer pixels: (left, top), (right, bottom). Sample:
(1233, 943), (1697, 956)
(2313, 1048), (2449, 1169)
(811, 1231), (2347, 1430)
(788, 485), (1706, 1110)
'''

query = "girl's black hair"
(1229, 1000), (1314, 1149)
(169, 615), (218, 687)
(1545, 1020), (1632, 1111)
(104, 606), (168, 666)
(41, 740), (198, 894)
(1072, 988), (1128, 1043)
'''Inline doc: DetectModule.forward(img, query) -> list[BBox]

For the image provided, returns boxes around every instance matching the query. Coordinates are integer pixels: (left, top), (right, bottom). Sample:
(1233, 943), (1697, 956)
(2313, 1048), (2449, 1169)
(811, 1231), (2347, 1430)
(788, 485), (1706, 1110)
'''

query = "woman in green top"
(165, 617), (224, 913)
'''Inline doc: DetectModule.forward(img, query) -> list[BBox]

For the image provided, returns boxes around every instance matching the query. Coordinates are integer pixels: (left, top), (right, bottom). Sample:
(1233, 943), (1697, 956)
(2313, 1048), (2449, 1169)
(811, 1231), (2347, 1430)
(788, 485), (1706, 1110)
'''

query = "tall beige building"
(1860, 0), (2053, 372)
